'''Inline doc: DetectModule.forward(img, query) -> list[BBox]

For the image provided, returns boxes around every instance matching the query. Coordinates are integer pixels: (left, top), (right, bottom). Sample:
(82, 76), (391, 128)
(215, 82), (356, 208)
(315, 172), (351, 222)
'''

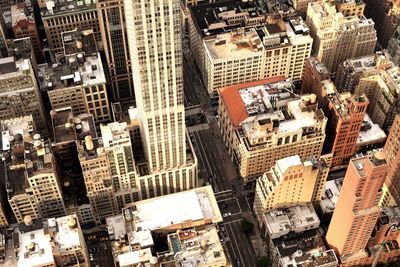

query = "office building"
(335, 52), (392, 93)
(125, 0), (198, 194)
(97, 0), (134, 102)
(387, 26), (400, 65)
(4, 214), (89, 267)
(301, 57), (330, 102)
(40, 0), (101, 55)
(2, 116), (66, 223)
(270, 230), (339, 267)
(0, 57), (47, 134)
(335, 0), (366, 17)
(306, 1), (377, 74)
(101, 122), (138, 210)
(254, 155), (330, 224)
(382, 115), (400, 206)
(322, 80), (369, 167)
(189, 2), (313, 94)
(107, 186), (225, 267)
(11, 3), (45, 63)
(354, 65), (400, 132)
(218, 77), (327, 183)
(293, 0), (323, 14)
(326, 152), (388, 262)
(364, 0), (400, 48)
(77, 128), (118, 224)
(38, 29), (111, 125)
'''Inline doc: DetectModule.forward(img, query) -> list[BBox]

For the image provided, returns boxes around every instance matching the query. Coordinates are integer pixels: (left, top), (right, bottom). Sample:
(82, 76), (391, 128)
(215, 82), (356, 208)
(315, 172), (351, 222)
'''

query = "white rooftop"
(320, 178), (344, 214)
(106, 214), (127, 240)
(101, 122), (130, 148)
(117, 248), (153, 267)
(276, 155), (302, 175)
(133, 186), (221, 231)
(53, 216), (81, 251)
(263, 204), (320, 239)
(357, 113), (386, 146)
(17, 229), (55, 267)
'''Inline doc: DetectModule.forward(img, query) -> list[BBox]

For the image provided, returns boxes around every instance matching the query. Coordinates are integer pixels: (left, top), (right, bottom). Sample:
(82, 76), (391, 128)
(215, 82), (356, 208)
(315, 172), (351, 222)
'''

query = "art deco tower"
(125, 0), (187, 172)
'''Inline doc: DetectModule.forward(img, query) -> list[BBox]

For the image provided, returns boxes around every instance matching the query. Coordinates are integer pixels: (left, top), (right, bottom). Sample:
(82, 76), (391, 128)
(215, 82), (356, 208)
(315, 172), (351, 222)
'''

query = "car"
(89, 254), (94, 261)
(219, 202), (227, 209)
(87, 235), (96, 240)
(223, 212), (231, 218)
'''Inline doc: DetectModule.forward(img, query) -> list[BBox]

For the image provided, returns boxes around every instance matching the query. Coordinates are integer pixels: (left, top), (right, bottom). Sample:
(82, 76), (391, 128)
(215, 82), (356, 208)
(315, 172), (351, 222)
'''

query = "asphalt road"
(84, 231), (114, 267)
(183, 47), (258, 267)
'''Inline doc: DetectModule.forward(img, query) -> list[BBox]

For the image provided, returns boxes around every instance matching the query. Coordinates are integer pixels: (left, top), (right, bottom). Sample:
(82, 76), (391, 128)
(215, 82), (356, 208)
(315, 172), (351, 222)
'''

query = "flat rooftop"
(357, 113), (386, 146)
(37, 52), (105, 91)
(16, 229), (55, 267)
(189, 0), (263, 37)
(204, 28), (263, 59)
(320, 178), (343, 215)
(344, 54), (377, 73)
(263, 204), (320, 239)
(169, 225), (227, 267)
(276, 155), (302, 175)
(118, 248), (153, 267)
(101, 122), (130, 148)
(281, 248), (338, 267)
(11, 4), (33, 27)
(53, 215), (81, 252)
(129, 186), (222, 232)
(51, 107), (97, 144)
(41, 0), (96, 17)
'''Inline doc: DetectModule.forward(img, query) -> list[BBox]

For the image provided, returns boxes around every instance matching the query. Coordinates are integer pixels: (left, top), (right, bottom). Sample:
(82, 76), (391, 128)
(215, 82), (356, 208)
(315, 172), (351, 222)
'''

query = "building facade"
(11, 4), (45, 63)
(0, 57), (47, 134)
(253, 155), (330, 225)
(218, 78), (327, 183)
(322, 80), (369, 167)
(97, 0), (134, 102)
(40, 0), (101, 55)
(326, 152), (388, 262)
(306, 1), (377, 74)
(124, 0), (198, 194)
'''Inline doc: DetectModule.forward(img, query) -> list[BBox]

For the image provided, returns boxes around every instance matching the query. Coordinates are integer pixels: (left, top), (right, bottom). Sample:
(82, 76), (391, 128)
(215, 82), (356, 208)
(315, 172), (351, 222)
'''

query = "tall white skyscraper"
(125, 0), (187, 172)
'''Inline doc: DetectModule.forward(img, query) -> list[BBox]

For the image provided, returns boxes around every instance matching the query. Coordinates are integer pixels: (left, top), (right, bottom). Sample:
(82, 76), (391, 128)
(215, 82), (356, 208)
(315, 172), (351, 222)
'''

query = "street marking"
(221, 218), (244, 226)
(236, 198), (242, 213)
(217, 197), (235, 203)
(215, 189), (232, 195)
(226, 222), (245, 266)
(245, 196), (252, 211)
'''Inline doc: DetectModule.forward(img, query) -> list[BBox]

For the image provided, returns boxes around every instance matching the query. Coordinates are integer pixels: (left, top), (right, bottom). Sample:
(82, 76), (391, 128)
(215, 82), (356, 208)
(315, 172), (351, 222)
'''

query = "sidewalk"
(243, 211), (268, 258)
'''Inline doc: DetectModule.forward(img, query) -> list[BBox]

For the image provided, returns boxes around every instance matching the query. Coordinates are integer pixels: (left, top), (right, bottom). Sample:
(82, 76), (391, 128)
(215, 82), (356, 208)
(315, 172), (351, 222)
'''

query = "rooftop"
(125, 186), (222, 232)
(41, 0), (96, 17)
(11, 4), (34, 27)
(189, 0), (264, 37)
(320, 178), (344, 215)
(165, 226), (227, 267)
(204, 28), (263, 59)
(281, 248), (338, 267)
(357, 113), (386, 146)
(51, 107), (97, 144)
(117, 248), (154, 267)
(16, 229), (55, 267)
(101, 122), (130, 148)
(52, 215), (82, 252)
(263, 204), (320, 240)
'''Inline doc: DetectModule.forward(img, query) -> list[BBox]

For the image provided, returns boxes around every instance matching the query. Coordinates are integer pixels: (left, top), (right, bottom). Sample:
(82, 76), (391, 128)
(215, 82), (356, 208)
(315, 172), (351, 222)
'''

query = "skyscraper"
(125, 0), (197, 188)
(326, 152), (388, 262)
(97, 0), (135, 102)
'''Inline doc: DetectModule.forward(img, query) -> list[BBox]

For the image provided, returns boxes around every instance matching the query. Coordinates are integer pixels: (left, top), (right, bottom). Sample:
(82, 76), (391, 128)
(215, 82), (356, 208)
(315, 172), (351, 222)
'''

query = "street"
(183, 45), (259, 267)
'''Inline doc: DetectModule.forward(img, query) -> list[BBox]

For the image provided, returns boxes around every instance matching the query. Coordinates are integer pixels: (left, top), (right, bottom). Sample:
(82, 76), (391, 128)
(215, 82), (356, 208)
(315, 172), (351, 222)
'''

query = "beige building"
(218, 78), (327, 183)
(40, 0), (101, 55)
(108, 185), (225, 267)
(335, 0), (365, 17)
(0, 57), (47, 134)
(354, 65), (400, 132)
(2, 116), (66, 223)
(38, 29), (111, 125)
(253, 155), (329, 224)
(97, 0), (134, 102)
(190, 5), (313, 94)
(125, 0), (198, 195)
(306, 1), (377, 74)
(13, 214), (89, 267)
(78, 130), (118, 224)
(101, 122), (139, 210)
